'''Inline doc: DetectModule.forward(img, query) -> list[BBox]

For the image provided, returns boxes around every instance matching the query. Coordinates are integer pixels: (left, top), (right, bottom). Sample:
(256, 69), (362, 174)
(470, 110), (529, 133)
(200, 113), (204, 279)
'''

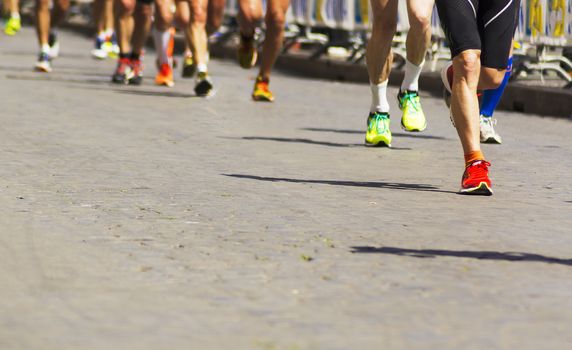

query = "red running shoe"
(460, 160), (493, 195)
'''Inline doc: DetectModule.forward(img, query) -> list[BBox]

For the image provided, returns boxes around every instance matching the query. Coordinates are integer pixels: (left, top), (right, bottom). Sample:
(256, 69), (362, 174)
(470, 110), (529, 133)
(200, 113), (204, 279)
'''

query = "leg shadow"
(224, 136), (411, 150)
(351, 246), (572, 267)
(224, 174), (454, 194)
(300, 127), (449, 140)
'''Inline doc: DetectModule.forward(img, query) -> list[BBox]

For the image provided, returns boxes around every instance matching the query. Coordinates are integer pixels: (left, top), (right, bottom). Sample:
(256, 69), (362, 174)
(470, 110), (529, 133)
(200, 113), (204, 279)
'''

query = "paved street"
(1, 28), (572, 350)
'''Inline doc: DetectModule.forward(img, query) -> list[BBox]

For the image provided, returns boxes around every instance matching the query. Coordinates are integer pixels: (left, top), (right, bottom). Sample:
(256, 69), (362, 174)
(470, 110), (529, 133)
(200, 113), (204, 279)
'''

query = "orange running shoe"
(252, 76), (274, 102)
(460, 160), (493, 195)
(155, 63), (174, 87)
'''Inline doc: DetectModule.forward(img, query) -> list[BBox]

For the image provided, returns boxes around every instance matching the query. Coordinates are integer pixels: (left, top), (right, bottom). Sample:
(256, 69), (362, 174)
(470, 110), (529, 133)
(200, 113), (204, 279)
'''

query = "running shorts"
(435, 0), (520, 69)
(137, 0), (153, 4)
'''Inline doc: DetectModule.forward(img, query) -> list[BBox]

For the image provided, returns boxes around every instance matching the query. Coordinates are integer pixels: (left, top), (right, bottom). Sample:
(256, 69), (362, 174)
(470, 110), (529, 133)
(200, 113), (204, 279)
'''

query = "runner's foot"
(34, 52), (52, 72)
(155, 63), (174, 87)
(111, 57), (132, 84)
(252, 76), (274, 102)
(460, 160), (493, 195)
(398, 90), (427, 132)
(194, 72), (213, 96)
(365, 112), (392, 147)
(480, 115), (502, 144)
(237, 34), (257, 69)
(128, 58), (143, 85)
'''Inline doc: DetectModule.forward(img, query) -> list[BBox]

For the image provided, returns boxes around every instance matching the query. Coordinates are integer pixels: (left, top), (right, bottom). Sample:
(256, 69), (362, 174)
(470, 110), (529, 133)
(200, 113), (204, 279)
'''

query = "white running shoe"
(480, 115), (502, 144)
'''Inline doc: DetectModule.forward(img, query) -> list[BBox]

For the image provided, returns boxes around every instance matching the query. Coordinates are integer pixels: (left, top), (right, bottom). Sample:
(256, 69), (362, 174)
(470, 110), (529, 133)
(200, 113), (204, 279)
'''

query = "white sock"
(152, 28), (170, 65)
(196, 63), (208, 73)
(370, 80), (389, 113)
(401, 59), (424, 92)
(11, 12), (20, 19)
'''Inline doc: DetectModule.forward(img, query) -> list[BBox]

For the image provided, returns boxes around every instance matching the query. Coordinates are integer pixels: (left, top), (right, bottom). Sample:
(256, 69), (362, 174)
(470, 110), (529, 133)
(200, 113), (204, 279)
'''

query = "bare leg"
(206, 0), (225, 35)
(450, 50), (481, 154)
(188, 0), (208, 68)
(131, 2), (152, 55)
(237, 0), (262, 37)
(258, 0), (289, 79)
(366, 0), (397, 84)
(35, 0), (50, 46)
(405, 0), (433, 65)
(114, 0), (135, 54)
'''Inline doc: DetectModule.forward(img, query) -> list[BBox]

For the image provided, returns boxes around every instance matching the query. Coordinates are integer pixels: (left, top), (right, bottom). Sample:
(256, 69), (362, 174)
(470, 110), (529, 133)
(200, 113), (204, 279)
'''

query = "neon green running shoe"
(4, 16), (21, 36)
(365, 112), (392, 147)
(398, 90), (427, 132)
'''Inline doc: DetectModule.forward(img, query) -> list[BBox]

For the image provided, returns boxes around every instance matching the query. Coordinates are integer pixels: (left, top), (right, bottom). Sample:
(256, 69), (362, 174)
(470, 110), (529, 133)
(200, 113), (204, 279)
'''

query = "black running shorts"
(137, 0), (153, 5)
(435, 0), (519, 69)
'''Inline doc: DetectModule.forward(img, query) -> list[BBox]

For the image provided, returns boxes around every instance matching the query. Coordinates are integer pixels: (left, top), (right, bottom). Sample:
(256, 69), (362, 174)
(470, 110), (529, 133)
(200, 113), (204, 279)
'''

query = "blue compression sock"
(480, 56), (513, 117)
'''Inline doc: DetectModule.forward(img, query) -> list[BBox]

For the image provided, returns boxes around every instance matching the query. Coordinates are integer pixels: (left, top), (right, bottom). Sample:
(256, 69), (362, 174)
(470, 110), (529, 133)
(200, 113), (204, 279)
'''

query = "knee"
(265, 10), (285, 31)
(117, 0), (135, 14)
(191, 7), (207, 25)
(454, 51), (481, 76)
(481, 69), (505, 89)
(409, 11), (430, 33)
(156, 6), (173, 27)
(372, 12), (397, 33)
(176, 12), (190, 27)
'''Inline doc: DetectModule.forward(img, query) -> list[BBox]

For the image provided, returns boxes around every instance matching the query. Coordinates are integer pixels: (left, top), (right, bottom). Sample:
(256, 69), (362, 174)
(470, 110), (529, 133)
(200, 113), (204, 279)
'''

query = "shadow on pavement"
(114, 89), (197, 98)
(301, 127), (449, 140)
(224, 174), (453, 194)
(226, 136), (411, 150)
(351, 246), (572, 267)
(5, 73), (111, 85)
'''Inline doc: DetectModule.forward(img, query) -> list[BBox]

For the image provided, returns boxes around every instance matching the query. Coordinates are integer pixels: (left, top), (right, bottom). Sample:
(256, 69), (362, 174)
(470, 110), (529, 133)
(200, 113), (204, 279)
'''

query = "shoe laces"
(369, 113), (389, 133)
(465, 160), (491, 181)
(400, 91), (420, 111)
(131, 59), (142, 74)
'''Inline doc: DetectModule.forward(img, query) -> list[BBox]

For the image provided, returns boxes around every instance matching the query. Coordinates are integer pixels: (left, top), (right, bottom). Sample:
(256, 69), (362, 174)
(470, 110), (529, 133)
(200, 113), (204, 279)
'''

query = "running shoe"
(155, 62), (174, 87)
(91, 36), (108, 59)
(34, 52), (52, 72)
(441, 61), (453, 108)
(111, 57), (132, 84)
(237, 35), (257, 69)
(460, 160), (493, 195)
(252, 76), (274, 102)
(398, 90), (427, 132)
(128, 58), (143, 85)
(194, 72), (213, 96)
(365, 112), (392, 147)
(48, 32), (60, 59)
(4, 16), (21, 36)
(182, 54), (195, 78)
(480, 115), (502, 144)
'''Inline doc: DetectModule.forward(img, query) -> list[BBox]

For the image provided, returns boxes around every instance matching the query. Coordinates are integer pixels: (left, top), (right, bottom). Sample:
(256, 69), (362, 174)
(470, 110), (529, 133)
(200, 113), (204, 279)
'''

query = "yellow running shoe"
(252, 76), (274, 102)
(365, 112), (392, 147)
(398, 90), (427, 132)
(237, 35), (257, 69)
(4, 16), (21, 36)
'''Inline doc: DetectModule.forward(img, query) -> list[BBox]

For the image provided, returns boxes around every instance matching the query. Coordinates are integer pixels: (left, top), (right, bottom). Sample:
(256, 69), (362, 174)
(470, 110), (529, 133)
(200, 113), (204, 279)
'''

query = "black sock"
(130, 52), (141, 60)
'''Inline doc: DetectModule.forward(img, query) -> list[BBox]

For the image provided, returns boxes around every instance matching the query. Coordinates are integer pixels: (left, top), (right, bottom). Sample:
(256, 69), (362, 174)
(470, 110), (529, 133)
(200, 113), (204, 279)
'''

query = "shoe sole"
(364, 139), (391, 148)
(400, 119), (426, 132)
(252, 95), (274, 102)
(481, 137), (502, 144)
(459, 182), (493, 196)
(238, 50), (257, 69)
(156, 80), (175, 87)
(35, 66), (52, 73)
